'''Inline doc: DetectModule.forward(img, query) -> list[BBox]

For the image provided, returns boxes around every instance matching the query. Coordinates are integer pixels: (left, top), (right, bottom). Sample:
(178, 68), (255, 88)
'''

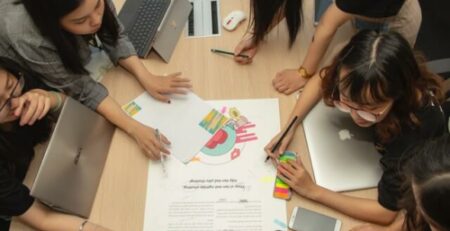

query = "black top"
(0, 157), (34, 229)
(376, 103), (447, 211)
(0, 117), (53, 229)
(336, 0), (405, 18)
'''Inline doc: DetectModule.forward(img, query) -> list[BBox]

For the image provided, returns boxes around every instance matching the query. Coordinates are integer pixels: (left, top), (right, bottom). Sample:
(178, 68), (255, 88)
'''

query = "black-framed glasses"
(0, 73), (24, 119)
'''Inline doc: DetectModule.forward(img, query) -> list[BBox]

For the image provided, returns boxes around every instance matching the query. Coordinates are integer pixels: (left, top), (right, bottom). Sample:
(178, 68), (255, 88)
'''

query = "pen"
(265, 116), (299, 162)
(211, 48), (249, 58)
(155, 129), (166, 173)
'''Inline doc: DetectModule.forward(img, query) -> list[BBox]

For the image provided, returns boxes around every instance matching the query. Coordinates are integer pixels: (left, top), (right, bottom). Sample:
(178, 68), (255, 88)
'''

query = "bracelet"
(79, 220), (88, 231)
(49, 91), (63, 112)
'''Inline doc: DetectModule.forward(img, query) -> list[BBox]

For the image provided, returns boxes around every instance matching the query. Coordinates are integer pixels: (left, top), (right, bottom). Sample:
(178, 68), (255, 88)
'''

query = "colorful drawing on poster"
(122, 101), (141, 116)
(192, 107), (259, 165)
(199, 109), (230, 134)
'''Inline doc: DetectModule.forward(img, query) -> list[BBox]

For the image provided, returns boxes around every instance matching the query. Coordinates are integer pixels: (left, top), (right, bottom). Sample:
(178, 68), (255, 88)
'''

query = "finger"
(272, 80), (286, 90)
(166, 88), (188, 95)
(160, 133), (171, 145)
(151, 135), (168, 154)
(12, 97), (25, 117)
(170, 82), (192, 89)
(264, 141), (277, 158)
(145, 143), (159, 160)
(39, 97), (51, 120)
(283, 87), (296, 95)
(20, 97), (37, 126)
(171, 76), (190, 82)
(235, 56), (252, 64)
(29, 96), (46, 125)
(166, 72), (182, 78)
(234, 44), (245, 55)
(282, 161), (298, 173)
(150, 92), (170, 103)
(277, 171), (293, 185)
(276, 83), (288, 93)
(160, 146), (170, 155)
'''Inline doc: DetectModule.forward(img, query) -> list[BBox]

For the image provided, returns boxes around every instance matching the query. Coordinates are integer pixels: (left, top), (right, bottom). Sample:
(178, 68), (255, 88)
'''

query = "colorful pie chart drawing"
(192, 107), (258, 165)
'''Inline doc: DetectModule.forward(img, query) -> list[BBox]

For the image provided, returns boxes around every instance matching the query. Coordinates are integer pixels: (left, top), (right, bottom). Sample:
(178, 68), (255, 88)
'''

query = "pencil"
(265, 116), (299, 162)
(211, 48), (249, 58)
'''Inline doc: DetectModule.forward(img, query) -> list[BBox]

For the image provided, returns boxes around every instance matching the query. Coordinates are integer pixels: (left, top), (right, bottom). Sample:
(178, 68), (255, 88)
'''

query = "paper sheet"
(143, 99), (288, 231)
(123, 92), (215, 163)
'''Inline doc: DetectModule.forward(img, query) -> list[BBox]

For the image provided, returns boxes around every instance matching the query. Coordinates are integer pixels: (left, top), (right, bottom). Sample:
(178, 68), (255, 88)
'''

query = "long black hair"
(20, 0), (119, 75)
(250, 0), (302, 47)
(321, 30), (443, 142)
(400, 134), (450, 231)
(0, 57), (54, 168)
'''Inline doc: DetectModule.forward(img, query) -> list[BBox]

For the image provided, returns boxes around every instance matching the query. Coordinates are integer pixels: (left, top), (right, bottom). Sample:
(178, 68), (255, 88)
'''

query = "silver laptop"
(30, 97), (115, 218)
(119, 0), (193, 62)
(303, 101), (383, 192)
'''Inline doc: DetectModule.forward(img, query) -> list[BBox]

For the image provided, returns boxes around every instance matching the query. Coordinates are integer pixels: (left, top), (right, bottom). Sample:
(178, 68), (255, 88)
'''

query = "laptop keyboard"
(127, 0), (170, 57)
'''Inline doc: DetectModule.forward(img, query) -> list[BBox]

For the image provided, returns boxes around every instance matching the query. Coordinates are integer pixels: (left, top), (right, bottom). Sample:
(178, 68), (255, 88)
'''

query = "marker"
(211, 48), (249, 59)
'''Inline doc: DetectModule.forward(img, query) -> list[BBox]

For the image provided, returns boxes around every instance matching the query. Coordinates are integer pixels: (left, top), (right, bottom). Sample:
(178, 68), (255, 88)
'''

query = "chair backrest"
(416, 0), (450, 78)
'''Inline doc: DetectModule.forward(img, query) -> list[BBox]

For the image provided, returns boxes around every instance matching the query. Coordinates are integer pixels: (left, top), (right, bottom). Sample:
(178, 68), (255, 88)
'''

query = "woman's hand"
(234, 37), (258, 64)
(273, 68), (309, 94)
(264, 126), (295, 160)
(277, 159), (319, 199)
(129, 122), (171, 160)
(11, 89), (53, 126)
(141, 72), (192, 103)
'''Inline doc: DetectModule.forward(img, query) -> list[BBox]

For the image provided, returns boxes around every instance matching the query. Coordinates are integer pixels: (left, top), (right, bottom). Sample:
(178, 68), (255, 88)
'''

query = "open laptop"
(119, 0), (193, 62)
(30, 97), (115, 218)
(303, 101), (383, 192)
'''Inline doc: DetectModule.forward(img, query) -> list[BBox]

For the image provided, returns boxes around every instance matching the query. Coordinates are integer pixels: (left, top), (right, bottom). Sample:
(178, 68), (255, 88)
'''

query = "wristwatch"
(297, 66), (312, 79)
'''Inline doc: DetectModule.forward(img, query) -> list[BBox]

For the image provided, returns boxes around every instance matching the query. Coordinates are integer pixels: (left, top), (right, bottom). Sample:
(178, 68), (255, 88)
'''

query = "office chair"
(415, 0), (450, 79)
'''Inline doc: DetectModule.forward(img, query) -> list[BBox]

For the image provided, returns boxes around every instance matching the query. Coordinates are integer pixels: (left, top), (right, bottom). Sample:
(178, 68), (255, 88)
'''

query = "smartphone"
(289, 207), (342, 231)
(273, 151), (297, 200)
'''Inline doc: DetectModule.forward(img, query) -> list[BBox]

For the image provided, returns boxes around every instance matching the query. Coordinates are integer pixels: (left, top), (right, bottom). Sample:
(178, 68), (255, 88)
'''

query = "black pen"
(211, 48), (249, 58)
(265, 116), (299, 162)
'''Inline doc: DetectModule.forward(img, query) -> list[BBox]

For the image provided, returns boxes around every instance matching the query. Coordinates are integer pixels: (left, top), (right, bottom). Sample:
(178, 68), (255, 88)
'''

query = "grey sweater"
(0, 0), (136, 110)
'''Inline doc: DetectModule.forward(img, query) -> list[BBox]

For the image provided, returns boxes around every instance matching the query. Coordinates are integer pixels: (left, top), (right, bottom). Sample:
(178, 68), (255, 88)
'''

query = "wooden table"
(11, 0), (376, 230)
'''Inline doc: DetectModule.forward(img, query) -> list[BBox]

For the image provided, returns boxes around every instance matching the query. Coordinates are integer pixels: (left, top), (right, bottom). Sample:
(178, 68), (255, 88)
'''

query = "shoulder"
(383, 104), (445, 159)
(0, 1), (57, 59)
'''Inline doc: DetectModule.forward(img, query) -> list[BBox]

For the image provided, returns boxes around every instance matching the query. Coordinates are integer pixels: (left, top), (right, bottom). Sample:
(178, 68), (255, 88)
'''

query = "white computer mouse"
(222, 10), (246, 31)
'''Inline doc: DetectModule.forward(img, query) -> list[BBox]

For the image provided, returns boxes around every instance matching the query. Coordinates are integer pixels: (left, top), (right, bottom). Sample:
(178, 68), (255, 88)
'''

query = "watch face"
(298, 68), (308, 78)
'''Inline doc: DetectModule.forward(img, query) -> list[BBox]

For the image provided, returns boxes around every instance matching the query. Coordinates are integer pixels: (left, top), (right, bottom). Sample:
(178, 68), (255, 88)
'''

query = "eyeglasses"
(0, 73), (24, 120)
(331, 85), (391, 122)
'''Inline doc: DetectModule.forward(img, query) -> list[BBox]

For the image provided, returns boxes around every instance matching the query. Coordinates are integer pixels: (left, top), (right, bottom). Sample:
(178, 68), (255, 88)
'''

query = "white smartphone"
(288, 207), (342, 231)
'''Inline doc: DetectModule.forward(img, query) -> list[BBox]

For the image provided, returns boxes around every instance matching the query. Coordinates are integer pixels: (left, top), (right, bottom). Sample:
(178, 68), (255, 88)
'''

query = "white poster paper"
(123, 92), (216, 163)
(143, 99), (288, 231)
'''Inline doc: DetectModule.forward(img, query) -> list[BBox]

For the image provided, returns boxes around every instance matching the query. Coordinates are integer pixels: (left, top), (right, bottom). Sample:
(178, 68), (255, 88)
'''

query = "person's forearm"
(300, 4), (352, 74)
(96, 96), (140, 136)
(40, 213), (107, 231)
(20, 202), (110, 231)
(300, 23), (338, 74)
(48, 91), (66, 111)
(310, 186), (398, 225)
(118, 55), (153, 82)
(290, 74), (323, 121)
(387, 217), (405, 231)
